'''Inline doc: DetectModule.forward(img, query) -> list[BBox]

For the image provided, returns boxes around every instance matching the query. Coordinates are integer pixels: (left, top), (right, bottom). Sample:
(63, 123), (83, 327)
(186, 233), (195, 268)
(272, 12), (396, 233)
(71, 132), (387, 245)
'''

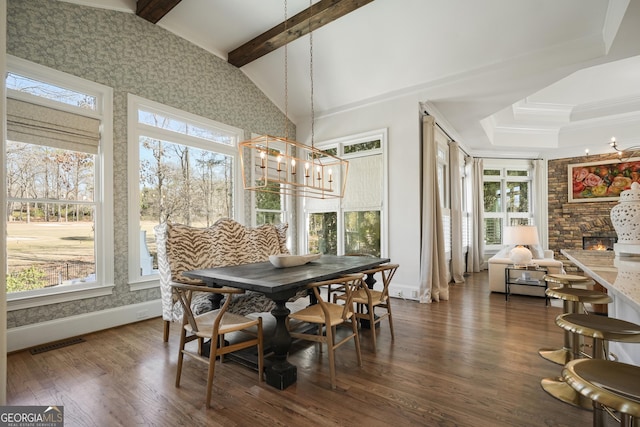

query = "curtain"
(532, 159), (548, 249)
(418, 116), (448, 302)
(6, 98), (100, 154)
(449, 141), (465, 283)
(467, 157), (484, 272)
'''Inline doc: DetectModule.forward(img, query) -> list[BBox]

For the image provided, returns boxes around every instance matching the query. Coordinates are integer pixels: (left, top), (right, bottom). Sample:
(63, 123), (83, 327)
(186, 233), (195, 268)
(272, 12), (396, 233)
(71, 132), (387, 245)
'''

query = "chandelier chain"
(284, 0), (289, 140)
(309, 0), (315, 151)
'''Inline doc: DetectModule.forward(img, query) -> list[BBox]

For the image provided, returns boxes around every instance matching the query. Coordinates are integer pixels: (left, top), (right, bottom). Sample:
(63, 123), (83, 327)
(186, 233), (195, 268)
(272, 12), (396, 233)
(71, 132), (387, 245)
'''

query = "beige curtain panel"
(6, 98), (100, 154)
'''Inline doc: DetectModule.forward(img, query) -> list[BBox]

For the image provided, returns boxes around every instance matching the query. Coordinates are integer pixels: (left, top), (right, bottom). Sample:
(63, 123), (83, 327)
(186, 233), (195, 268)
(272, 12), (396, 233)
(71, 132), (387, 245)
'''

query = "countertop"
(561, 249), (640, 311)
(562, 249), (640, 365)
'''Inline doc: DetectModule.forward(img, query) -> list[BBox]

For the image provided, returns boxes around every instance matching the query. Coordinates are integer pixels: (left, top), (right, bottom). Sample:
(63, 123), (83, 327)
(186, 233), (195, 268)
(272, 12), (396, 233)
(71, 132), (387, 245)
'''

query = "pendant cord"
(284, 0), (289, 141)
(309, 0), (314, 151)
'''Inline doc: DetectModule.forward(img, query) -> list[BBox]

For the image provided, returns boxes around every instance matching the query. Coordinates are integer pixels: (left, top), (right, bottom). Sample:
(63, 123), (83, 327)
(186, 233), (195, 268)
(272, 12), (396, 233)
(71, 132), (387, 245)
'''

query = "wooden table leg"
(264, 299), (297, 389)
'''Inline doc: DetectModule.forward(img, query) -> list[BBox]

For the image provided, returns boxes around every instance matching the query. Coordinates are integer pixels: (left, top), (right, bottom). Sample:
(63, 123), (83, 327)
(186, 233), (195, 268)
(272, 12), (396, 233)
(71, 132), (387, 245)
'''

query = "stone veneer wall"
(548, 153), (621, 260)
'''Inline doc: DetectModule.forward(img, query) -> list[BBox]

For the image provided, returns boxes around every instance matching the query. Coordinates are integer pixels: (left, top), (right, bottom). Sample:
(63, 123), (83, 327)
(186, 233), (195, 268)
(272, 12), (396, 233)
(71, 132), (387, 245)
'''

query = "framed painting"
(568, 157), (640, 202)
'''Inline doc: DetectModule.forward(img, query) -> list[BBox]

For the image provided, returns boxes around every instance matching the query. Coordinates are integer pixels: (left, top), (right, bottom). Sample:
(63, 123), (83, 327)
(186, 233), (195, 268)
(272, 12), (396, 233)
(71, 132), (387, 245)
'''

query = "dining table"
(184, 254), (390, 389)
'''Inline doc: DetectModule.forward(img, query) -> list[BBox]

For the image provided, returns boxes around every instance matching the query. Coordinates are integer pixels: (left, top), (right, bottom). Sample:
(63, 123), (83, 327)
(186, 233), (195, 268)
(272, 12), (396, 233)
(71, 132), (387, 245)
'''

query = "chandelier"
(609, 137), (640, 162)
(239, 0), (348, 199)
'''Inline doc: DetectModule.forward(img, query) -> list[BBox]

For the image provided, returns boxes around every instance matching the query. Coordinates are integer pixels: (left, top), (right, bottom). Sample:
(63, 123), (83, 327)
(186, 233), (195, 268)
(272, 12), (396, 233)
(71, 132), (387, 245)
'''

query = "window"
(255, 189), (287, 225)
(435, 127), (451, 257)
(483, 160), (533, 249)
(247, 134), (289, 226)
(304, 130), (388, 257)
(5, 55), (114, 308)
(127, 95), (243, 286)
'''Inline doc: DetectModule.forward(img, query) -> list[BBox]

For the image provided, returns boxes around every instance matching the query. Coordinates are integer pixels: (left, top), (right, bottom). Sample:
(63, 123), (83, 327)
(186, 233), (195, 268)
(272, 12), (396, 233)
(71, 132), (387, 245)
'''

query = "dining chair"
(172, 283), (263, 408)
(287, 274), (364, 389)
(335, 263), (399, 352)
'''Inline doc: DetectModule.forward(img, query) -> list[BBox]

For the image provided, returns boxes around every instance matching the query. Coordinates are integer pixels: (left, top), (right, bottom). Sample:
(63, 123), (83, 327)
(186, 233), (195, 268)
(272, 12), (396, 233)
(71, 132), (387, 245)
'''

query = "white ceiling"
(62, 0), (640, 159)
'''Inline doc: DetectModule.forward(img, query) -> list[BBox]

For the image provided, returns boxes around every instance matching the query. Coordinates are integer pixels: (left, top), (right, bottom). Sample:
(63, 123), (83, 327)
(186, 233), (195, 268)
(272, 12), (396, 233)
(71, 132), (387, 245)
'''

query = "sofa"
(155, 218), (305, 342)
(488, 246), (564, 297)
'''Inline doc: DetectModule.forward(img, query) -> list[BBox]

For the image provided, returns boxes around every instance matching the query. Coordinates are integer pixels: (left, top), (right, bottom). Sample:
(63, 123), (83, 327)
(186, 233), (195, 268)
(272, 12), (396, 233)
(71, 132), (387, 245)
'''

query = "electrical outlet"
(136, 310), (148, 319)
(411, 290), (418, 299)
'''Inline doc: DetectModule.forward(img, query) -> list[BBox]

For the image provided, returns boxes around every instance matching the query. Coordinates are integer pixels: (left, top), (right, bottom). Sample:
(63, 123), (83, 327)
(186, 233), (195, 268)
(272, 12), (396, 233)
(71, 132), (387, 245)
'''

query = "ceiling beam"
(136, 0), (182, 24)
(228, 0), (374, 68)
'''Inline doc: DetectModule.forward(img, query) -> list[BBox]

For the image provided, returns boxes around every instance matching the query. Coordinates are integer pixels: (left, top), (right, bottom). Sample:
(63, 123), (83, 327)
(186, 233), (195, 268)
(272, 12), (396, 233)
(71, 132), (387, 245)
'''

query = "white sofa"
(488, 247), (564, 297)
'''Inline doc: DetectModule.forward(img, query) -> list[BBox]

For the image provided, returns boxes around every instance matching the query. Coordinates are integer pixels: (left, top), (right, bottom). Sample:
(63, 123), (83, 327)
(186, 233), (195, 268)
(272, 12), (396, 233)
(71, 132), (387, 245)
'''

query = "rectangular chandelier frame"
(239, 134), (348, 199)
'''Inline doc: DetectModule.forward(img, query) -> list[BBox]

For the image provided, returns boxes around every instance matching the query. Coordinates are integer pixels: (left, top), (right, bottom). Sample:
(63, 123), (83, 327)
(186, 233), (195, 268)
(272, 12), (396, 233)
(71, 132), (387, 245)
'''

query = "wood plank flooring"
(7, 271), (610, 426)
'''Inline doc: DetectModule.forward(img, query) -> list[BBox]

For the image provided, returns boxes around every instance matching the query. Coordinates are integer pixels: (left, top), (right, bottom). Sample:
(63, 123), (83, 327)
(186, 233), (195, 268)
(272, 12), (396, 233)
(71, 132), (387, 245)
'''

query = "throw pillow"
(530, 244), (546, 260)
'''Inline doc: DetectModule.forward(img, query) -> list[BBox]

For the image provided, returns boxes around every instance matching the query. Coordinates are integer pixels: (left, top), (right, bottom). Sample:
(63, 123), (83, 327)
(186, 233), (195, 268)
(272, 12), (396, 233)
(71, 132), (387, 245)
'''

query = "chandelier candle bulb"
(260, 151), (266, 168)
(276, 155), (282, 172)
(291, 159), (296, 175)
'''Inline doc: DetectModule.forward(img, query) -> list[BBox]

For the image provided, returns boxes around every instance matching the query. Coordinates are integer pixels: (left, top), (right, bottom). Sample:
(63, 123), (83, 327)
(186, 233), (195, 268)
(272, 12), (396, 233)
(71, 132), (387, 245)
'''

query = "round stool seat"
(542, 314), (640, 411)
(557, 313), (640, 345)
(546, 273), (592, 282)
(545, 288), (613, 305)
(539, 288), (613, 366)
(562, 359), (640, 425)
(544, 273), (595, 287)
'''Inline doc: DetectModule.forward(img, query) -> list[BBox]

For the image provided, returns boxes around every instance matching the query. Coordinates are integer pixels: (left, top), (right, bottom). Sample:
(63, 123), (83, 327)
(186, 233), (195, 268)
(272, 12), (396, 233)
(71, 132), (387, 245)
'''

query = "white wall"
(1, 0), (7, 405)
(297, 92), (427, 298)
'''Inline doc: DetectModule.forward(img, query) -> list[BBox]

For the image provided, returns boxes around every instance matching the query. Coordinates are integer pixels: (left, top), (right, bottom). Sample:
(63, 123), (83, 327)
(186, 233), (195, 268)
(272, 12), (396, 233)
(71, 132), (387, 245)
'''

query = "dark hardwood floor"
(7, 271), (608, 426)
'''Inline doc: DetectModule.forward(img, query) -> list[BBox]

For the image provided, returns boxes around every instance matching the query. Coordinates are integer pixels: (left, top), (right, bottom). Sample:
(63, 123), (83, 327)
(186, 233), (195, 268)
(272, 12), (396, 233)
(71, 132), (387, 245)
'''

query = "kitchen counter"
(561, 249), (640, 365)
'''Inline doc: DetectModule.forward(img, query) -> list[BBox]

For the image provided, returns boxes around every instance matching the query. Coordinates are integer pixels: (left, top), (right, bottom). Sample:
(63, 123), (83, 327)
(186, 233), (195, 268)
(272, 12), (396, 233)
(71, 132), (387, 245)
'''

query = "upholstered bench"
(155, 218), (303, 342)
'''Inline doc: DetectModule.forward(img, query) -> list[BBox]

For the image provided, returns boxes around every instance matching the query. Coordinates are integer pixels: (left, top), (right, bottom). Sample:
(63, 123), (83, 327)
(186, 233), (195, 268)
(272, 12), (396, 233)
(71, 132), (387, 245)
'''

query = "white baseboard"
(7, 299), (162, 353)
(389, 283), (419, 300)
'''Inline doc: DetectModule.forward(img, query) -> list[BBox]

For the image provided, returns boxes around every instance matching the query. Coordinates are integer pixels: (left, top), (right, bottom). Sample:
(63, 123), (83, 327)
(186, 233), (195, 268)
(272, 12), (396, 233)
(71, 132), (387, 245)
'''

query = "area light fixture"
(238, 0), (348, 199)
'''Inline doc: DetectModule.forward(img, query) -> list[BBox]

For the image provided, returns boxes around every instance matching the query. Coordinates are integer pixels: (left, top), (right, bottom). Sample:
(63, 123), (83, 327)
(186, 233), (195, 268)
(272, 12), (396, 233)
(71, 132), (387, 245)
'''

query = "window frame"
(127, 94), (244, 289)
(248, 134), (291, 227)
(6, 55), (114, 311)
(301, 129), (389, 257)
(483, 159), (533, 251)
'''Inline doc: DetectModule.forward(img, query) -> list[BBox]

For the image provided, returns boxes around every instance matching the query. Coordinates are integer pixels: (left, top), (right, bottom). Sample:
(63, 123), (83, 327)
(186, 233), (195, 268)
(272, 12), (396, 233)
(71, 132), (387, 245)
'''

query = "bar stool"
(541, 313), (640, 410)
(539, 287), (613, 365)
(562, 359), (640, 426)
(544, 273), (596, 288)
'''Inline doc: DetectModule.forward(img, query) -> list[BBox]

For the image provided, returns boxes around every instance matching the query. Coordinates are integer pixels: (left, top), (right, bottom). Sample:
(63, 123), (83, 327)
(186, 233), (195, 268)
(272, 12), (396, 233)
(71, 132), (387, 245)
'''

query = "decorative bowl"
(269, 253), (321, 268)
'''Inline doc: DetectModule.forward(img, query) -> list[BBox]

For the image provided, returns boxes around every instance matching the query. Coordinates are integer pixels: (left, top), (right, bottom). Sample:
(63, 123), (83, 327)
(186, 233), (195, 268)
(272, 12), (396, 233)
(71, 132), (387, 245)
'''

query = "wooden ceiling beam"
(136, 0), (182, 24)
(228, 0), (374, 68)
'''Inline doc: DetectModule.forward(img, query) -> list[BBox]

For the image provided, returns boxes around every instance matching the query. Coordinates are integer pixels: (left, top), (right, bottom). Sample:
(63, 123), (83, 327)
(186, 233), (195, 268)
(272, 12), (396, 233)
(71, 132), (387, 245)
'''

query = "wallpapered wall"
(6, 0), (294, 328)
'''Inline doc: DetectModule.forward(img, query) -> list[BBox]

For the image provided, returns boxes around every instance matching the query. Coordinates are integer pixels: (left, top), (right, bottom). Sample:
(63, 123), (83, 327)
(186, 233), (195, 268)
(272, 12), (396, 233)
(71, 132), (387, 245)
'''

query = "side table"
(504, 264), (549, 305)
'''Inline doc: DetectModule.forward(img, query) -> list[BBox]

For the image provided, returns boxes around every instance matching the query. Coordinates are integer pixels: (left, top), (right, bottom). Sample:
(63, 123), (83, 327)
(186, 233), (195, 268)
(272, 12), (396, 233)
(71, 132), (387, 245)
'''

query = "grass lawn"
(7, 221), (95, 269)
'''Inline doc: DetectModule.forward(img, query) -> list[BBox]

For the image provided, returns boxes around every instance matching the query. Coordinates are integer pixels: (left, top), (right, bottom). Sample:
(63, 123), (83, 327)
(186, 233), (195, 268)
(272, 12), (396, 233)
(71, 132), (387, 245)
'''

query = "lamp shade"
(503, 225), (540, 246)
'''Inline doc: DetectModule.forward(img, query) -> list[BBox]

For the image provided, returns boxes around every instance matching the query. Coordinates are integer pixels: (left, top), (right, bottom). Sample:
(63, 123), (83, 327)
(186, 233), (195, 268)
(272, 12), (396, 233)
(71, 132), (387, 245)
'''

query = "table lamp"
(503, 225), (540, 266)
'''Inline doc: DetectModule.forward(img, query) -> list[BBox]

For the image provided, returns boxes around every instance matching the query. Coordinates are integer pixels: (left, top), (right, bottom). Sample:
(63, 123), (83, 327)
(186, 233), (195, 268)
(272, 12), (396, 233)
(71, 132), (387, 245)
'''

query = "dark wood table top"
(185, 255), (390, 299)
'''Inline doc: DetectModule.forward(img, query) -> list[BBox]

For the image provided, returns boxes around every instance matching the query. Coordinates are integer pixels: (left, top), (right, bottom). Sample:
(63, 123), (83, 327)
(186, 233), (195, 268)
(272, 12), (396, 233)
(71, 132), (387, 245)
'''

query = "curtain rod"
(424, 114), (471, 157)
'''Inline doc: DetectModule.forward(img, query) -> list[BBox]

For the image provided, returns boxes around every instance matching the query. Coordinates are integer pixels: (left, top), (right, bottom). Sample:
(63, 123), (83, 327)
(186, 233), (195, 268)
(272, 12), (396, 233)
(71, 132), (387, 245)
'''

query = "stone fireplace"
(548, 153), (620, 257)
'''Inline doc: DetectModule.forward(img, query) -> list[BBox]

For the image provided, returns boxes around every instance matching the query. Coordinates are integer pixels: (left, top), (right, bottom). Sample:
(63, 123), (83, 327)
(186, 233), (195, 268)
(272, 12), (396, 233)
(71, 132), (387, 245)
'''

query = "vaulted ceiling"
(62, 0), (640, 159)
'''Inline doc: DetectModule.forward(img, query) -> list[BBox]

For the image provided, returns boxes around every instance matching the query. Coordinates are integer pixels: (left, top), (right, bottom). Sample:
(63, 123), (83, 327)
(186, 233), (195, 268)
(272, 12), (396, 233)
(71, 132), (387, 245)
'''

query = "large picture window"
(483, 160), (533, 249)
(5, 56), (114, 307)
(304, 130), (388, 257)
(127, 95), (243, 286)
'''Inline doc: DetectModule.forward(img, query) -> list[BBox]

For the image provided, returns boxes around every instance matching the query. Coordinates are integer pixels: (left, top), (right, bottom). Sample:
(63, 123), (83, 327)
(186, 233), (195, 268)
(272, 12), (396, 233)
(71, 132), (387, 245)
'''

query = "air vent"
(29, 337), (85, 355)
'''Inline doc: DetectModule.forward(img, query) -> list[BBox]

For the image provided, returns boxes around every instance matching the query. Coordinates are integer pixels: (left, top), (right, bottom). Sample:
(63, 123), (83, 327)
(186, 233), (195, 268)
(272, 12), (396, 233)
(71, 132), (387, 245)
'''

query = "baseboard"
(389, 283), (419, 300)
(7, 299), (162, 353)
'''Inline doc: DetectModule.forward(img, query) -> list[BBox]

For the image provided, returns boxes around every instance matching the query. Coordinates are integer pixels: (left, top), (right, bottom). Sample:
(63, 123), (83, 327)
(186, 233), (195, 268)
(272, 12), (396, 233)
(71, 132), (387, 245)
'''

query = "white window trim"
(127, 95), (244, 290)
(483, 158), (534, 251)
(6, 55), (115, 311)
(248, 133), (291, 227)
(300, 128), (389, 257)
